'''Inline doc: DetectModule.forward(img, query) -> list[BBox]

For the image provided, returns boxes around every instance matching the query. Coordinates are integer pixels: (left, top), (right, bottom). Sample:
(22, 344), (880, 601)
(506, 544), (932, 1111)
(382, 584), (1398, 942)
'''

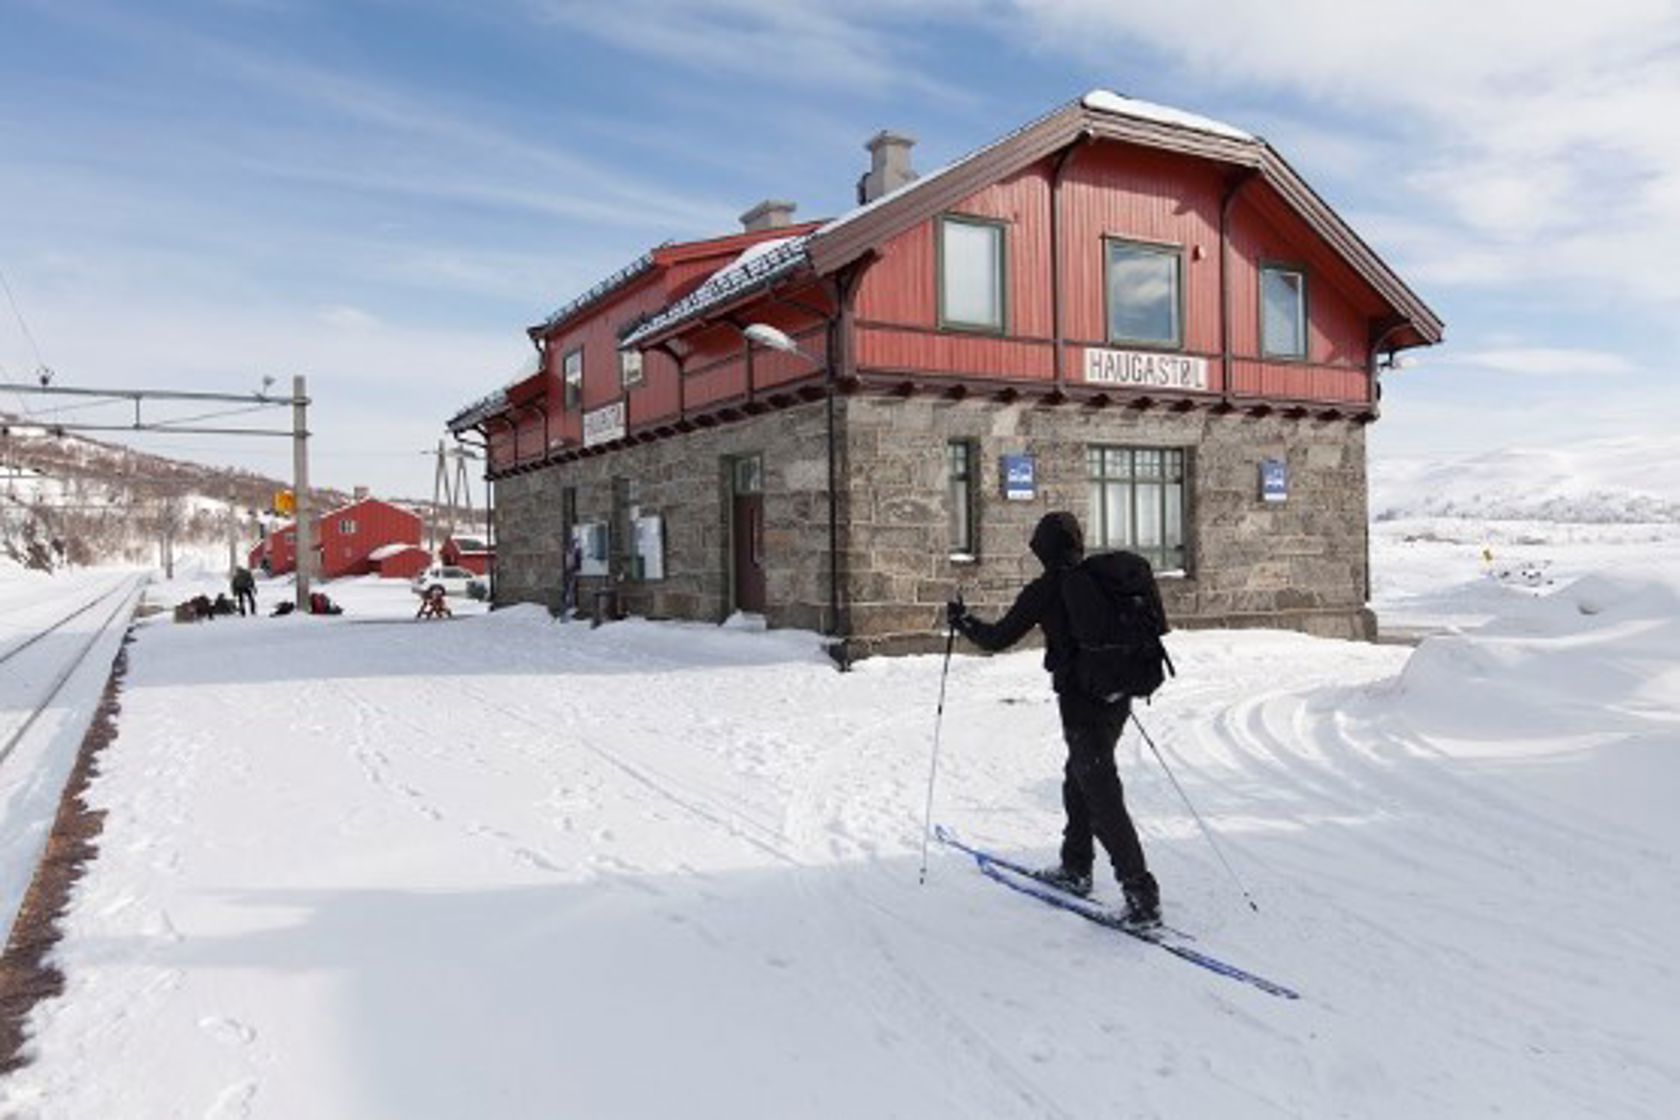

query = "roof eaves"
(1255, 147), (1445, 344)
(447, 388), (510, 433)
(527, 248), (663, 338)
(806, 93), (1440, 345)
(622, 235), (815, 349)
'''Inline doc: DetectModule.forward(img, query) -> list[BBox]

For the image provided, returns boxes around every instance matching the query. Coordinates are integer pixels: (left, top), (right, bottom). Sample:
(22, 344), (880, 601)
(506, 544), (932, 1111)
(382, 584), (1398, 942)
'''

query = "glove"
(945, 598), (969, 630)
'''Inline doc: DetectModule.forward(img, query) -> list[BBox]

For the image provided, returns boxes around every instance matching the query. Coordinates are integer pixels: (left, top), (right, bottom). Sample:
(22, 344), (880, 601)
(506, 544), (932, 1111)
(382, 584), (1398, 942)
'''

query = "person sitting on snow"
(416, 585), (452, 620)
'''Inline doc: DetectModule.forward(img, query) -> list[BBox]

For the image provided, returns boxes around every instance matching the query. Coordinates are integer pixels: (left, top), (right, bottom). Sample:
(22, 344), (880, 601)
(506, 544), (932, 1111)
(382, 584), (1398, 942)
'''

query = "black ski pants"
(235, 588), (257, 616)
(1056, 692), (1149, 884)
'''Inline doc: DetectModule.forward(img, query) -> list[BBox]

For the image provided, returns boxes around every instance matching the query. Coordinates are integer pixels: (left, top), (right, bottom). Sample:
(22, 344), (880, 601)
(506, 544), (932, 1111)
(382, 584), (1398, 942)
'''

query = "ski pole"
(1130, 711), (1260, 913)
(917, 616), (958, 885)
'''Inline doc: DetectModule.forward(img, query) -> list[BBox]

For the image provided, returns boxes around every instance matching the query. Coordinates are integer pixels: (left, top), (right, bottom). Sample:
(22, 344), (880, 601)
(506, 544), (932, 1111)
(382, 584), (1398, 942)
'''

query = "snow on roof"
(1080, 90), (1253, 141)
(369, 542), (426, 561)
(622, 235), (813, 347)
(448, 536), (488, 552)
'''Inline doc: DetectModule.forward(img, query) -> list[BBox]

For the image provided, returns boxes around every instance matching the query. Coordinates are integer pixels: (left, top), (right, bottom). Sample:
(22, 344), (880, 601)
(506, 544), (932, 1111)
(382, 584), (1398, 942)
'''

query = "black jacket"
(957, 512), (1083, 694)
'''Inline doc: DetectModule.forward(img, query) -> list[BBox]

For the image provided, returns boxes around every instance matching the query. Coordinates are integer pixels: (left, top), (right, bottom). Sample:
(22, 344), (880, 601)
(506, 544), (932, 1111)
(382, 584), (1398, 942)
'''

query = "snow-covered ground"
(1, 525), (1676, 1116)
(2, 434), (1677, 1116)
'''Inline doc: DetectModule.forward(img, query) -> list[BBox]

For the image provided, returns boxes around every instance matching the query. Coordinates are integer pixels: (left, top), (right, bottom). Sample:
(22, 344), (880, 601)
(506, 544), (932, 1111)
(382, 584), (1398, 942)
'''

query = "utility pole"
(292, 375), (312, 609)
(430, 439), (447, 554)
(226, 491), (239, 578)
(429, 440), (479, 553)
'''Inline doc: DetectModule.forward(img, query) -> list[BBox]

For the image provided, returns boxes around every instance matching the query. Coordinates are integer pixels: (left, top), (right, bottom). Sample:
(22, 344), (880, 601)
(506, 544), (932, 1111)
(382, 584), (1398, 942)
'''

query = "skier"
(945, 511), (1162, 928)
(231, 565), (257, 616)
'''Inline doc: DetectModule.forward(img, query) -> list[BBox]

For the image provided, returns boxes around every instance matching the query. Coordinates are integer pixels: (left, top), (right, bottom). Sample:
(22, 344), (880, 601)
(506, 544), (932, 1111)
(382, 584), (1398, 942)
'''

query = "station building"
(447, 92), (1442, 660)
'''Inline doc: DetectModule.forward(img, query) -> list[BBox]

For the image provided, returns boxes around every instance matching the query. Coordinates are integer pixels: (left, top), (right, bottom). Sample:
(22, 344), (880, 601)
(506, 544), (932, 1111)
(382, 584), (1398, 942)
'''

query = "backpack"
(1060, 550), (1175, 703)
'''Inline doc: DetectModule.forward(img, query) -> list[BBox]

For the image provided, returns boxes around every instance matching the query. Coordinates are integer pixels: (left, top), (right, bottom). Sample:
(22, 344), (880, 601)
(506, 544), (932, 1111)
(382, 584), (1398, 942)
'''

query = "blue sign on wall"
(1260, 457), (1288, 503)
(1002, 454), (1036, 501)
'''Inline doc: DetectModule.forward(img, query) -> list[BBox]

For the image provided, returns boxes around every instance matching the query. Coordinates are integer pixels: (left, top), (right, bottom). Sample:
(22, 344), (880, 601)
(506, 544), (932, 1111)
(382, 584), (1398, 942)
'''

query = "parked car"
(411, 565), (484, 599)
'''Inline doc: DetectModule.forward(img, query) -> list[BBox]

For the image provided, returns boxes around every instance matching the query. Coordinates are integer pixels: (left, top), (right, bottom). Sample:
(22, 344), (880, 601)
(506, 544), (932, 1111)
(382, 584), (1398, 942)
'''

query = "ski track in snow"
(0, 574), (1675, 1118)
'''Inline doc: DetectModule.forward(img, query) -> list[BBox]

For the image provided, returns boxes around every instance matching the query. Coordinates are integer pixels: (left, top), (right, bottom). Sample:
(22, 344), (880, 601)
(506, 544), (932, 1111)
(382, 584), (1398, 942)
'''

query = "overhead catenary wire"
(0, 265), (46, 418)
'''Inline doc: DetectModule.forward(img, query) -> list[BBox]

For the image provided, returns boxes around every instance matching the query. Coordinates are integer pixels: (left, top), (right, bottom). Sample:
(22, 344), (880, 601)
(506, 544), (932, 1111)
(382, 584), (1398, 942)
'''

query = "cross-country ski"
(934, 826), (1300, 1000)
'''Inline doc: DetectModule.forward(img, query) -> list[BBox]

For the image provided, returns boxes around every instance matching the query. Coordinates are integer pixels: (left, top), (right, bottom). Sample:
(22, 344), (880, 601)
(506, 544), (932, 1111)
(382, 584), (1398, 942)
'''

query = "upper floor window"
(563, 347), (583, 410)
(339, 519), (357, 535)
(938, 215), (1006, 333)
(1087, 445), (1188, 573)
(1106, 240), (1182, 349)
(619, 346), (644, 388)
(1261, 266), (1307, 359)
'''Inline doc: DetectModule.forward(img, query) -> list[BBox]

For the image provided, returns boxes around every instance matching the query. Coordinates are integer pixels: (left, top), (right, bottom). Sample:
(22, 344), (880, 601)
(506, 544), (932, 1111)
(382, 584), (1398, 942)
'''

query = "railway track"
(0, 574), (146, 768)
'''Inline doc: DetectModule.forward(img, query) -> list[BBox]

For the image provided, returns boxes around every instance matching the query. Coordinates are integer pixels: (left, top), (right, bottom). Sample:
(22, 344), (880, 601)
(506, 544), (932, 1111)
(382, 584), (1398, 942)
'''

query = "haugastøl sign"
(1081, 347), (1209, 392)
(583, 401), (627, 448)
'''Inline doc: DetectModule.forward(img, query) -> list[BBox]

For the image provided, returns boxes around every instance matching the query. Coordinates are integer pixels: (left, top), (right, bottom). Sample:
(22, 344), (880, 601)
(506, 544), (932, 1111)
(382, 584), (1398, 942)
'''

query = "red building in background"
(249, 497), (423, 579)
(370, 543), (432, 580)
(440, 535), (493, 576)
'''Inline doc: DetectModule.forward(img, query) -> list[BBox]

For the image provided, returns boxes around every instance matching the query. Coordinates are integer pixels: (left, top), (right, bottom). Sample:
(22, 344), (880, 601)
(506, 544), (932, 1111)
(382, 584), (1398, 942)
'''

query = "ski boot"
(1120, 873), (1162, 931)
(1030, 865), (1093, 898)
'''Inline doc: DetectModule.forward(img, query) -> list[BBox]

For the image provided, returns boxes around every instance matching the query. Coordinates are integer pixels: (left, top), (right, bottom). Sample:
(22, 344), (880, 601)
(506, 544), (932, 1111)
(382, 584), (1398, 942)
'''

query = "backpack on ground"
(1061, 550), (1175, 703)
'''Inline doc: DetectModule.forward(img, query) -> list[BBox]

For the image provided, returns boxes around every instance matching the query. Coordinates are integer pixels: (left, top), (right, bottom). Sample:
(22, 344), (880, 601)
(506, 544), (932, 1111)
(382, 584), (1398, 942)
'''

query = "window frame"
(936, 213), (1008, 335)
(618, 345), (644, 389)
(946, 438), (977, 559)
(1259, 262), (1309, 361)
(1103, 237), (1186, 351)
(562, 346), (584, 411)
(1085, 444), (1191, 574)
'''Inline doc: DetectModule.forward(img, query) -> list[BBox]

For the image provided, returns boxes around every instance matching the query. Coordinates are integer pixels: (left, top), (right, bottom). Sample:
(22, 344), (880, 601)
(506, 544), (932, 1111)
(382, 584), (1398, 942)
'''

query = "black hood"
(1029, 511), (1083, 570)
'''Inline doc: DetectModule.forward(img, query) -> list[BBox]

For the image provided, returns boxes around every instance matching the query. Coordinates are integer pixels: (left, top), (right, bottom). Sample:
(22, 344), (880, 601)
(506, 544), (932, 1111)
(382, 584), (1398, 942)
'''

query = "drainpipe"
(1050, 133), (1092, 393)
(825, 269), (859, 667)
(1219, 170), (1257, 407)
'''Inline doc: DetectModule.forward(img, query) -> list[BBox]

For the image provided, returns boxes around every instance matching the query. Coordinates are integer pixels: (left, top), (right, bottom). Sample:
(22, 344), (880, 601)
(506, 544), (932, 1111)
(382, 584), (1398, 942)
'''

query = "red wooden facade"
(458, 93), (1440, 478)
(250, 499), (422, 578)
(371, 544), (432, 580)
(440, 535), (492, 576)
(250, 524), (298, 576)
(316, 498), (424, 578)
(483, 228), (827, 475)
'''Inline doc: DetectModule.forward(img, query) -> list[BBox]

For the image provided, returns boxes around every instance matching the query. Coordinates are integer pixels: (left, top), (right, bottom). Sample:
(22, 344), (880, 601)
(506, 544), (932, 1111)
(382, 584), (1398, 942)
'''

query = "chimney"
(740, 199), (797, 232)
(353, 485), (369, 501)
(858, 130), (917, 204)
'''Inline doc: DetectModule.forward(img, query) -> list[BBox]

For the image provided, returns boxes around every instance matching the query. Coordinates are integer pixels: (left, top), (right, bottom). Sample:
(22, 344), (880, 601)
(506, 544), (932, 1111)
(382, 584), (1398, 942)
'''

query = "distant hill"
(0, 417), (350, 570)
(1371, 435), (1680, 523)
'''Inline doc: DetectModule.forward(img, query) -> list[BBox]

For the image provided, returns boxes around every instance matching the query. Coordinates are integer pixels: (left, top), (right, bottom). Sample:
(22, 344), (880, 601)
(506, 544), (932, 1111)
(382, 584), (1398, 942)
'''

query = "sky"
(1, 0), (1677, 498)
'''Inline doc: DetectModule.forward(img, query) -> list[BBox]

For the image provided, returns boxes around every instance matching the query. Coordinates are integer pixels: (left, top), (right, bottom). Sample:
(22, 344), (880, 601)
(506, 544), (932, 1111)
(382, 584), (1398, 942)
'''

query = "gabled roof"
(528, 223), (826, 339)
(626, 91), (1443, 350)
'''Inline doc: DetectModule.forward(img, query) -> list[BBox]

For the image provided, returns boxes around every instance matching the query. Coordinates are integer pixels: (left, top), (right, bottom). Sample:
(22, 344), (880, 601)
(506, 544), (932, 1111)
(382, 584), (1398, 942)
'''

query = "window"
(619, 346), (643, 388)
(1261, 266), (1307, 359)
(1106, 240), (1182, 348)
(732, 454), (763, 495)
(938, 215), (1006, 332)
(338, 518), (357, 535)
(1087, 446), (1188, 572)
(947, 440), (976, 557)
(563, 347), (583, 410)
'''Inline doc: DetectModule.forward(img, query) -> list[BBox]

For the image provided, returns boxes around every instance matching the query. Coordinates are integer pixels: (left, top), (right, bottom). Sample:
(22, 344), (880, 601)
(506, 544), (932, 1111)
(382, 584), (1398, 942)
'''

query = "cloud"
(1435, 348), (1636, 377)
(1003, 0), (1680, 307)
(519, 0), (985, 102)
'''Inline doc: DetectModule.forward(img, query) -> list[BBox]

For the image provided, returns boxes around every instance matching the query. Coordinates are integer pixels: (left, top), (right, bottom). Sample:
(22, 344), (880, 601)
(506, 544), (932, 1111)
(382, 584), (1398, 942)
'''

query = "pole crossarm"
(0, 382), (305, 406)
(1, 422), (298, 438)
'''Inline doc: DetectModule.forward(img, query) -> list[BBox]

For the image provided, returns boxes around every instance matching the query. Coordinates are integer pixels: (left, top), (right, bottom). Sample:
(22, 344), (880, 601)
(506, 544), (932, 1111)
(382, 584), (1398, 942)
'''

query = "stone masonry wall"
(840, 396), (1372, 657)
(492, 393), (1373, 660)
(492, 400), (839, 632)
